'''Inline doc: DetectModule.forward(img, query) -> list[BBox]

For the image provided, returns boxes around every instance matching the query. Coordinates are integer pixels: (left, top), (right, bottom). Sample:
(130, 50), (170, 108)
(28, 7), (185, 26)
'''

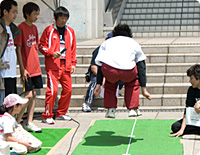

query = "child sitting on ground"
(0, 94), (42, 154)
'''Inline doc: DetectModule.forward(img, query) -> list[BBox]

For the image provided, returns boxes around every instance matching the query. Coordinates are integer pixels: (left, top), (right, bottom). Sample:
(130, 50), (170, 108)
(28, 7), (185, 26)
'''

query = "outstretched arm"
(169, 115), (186, 137)
(16, 45), (30, 81)
(137, 61), (151, 100)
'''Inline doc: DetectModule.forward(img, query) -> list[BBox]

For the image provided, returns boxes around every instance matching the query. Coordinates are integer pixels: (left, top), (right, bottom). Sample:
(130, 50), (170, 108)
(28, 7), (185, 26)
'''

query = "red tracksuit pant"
(101, 63), (140, 109)
(42, 60), (72, 119)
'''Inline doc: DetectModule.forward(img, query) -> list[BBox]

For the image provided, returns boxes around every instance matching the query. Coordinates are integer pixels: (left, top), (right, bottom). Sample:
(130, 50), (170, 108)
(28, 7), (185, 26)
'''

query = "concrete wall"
(13, 0), (104, 39)
(61, 0), (104, 39)
(15, 0), (55, 37)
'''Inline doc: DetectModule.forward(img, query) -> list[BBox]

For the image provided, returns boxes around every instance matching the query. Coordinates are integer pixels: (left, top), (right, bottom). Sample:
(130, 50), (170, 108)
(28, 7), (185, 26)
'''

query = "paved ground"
(32, 106), (200, 155)
(31, 36), (200, 155)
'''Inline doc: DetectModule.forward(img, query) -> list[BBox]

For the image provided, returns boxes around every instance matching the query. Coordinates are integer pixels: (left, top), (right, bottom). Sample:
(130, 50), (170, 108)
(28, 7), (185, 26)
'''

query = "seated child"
(0, 94), (42, 154)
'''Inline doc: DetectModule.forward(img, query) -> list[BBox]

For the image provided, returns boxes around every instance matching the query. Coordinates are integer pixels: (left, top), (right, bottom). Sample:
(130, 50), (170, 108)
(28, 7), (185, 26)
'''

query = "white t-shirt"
(0, 26), (17, 78)
(95, 36), (146, 70)
(0, 112), (16, 141)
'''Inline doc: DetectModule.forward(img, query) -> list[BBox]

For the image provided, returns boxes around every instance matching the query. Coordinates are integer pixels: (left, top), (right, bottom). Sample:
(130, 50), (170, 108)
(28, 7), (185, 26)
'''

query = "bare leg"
(27, 89), (36, 124)
(16, 91), (32, 124)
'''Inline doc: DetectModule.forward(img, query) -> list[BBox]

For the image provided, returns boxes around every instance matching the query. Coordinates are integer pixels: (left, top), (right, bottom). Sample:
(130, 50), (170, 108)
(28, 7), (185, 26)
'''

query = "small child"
(14, 2), (43, 132)
(0, 94), (42, 154)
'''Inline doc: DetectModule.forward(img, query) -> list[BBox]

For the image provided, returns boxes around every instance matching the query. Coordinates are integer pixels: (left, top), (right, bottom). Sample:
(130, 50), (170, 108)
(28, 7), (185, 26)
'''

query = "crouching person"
(0, 94), (42, 154)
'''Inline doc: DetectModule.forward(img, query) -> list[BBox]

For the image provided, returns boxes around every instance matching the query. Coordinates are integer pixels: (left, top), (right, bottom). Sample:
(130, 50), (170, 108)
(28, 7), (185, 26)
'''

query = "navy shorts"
(24, 75), (43, 92)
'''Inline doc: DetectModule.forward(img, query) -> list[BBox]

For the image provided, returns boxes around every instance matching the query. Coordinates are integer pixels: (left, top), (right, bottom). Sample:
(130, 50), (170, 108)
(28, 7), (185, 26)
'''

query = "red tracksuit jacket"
(39, 24), (77, 71)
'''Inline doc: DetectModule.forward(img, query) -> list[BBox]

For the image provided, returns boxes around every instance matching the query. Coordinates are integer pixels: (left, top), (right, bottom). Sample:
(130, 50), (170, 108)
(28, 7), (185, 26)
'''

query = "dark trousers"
(4, 78), (17, 97)
(171, 119), (200, 135)
(85, 75), (97, 105)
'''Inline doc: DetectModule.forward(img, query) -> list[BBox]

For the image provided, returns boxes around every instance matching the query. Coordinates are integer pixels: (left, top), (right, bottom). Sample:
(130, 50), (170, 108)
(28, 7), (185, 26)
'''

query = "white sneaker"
(136, 109), (142, 116)
(105, 108), (116, 118)
(82, 103), (91, 112)
(42, 118), (55, 124)
(128, 109), (142, 117)
(56, 115), (71, 121)
(24, 122), (42, 133)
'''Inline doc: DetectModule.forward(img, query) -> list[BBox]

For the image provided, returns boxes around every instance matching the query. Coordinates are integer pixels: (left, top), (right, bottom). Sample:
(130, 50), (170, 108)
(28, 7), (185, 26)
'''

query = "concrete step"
(146, 53), (200, 63)
(16, 73), (189, 85)
(72, 63), (196, 74)
(24, 63), (193, 75)
(36, 37), (200, 57)
(34, 94), (187, 108)
(146, 63), (195, 73)
(17, 82), (190, 96)
(39, 55), (93, 65)
(44, 53), (200, 64)
(147, 73), (189, 83)
(16, 74), (86, 85)
(77, 44), (200, 55)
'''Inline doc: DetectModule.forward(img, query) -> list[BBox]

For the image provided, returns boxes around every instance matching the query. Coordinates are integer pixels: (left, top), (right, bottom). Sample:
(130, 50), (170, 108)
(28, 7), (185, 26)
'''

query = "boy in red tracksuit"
(39, 6), (77, 124)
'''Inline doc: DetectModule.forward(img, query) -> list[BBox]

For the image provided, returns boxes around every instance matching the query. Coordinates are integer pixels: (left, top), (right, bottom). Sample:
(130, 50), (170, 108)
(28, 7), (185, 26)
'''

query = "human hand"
(53, 51), (61, 59)
(0, 61), (10, 69)
(22, 142), (35, 151)
(169, 130), (184, 137)
(141, 87), (152, 100)
(71, 65), (76, 74)
(194, 101), (200, 114)
(94, 84), (101, 98)
(4, 61), (10, 69)
(21, 69), (30, 82)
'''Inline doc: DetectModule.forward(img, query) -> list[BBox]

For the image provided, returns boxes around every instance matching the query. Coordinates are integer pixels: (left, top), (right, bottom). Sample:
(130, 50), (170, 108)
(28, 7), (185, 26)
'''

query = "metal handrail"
(105, 0), (112, 12)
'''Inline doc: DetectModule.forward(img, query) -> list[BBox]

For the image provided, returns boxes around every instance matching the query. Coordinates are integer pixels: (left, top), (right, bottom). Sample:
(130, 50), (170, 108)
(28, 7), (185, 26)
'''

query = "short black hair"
(187, 64), (200, 80)
(23, 2), (40, 19)
(0, 0), (17, 17)
(112, 24), (132, 38)
(54, 6), (69, 21)
(0, 103), (20, 114)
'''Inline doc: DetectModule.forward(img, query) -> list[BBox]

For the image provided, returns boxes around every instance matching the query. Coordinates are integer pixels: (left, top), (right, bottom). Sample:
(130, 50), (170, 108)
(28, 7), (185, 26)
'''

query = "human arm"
(91, 65), (98, 75)
(70, 28), (77, 67)
(94, 66), (103, 97)
(169, 115), (186, 137)
(5, 133), (34, 151)
(194, 101), (200, 114)
(90, 46), (100, 76)
(94, 84), (101, 98)
(0, 59), (9, 70)
(38, 26), (56, 57)
(141, 87), (152, 100)
(136, 60), (152, 100)
(15, 45), (30, 81)
(71, 65), (76, 74)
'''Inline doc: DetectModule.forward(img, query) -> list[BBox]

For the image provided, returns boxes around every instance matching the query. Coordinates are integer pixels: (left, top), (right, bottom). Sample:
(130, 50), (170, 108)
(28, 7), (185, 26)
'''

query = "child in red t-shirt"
(14, 2), (43, 133)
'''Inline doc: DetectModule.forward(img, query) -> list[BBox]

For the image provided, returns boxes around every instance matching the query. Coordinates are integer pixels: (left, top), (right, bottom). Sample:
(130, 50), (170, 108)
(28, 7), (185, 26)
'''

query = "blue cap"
(106, 32), (112, 39)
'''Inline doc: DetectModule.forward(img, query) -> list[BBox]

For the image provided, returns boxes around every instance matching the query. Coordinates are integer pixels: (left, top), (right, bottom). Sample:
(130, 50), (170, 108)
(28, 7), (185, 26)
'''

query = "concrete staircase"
(104, 0), (200, 37)
(16, 37), (200, 109)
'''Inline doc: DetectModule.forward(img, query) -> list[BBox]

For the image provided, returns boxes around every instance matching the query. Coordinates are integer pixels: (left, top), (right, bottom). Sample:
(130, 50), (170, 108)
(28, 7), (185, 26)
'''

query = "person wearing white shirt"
(94, 24), (151, 118)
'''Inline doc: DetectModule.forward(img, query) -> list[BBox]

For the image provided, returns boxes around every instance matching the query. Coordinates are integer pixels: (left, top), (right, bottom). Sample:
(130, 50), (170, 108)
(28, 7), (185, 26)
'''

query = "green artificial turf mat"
(26, 128), (71, 154)
(72, 119), (183, 155)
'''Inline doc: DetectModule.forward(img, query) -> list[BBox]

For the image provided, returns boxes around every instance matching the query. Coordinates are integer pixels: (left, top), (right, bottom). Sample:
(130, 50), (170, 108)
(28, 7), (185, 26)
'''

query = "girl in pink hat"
(0, 94), (42, 154)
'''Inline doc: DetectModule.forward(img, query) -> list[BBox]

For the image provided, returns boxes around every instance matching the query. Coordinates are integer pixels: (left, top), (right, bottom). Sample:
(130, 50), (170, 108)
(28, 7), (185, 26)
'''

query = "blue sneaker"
(82, 103), (91, 112)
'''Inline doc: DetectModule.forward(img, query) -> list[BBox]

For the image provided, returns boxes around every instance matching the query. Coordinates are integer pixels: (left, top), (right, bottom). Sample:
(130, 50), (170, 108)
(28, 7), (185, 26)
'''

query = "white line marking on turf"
(122, 119), (137, 155)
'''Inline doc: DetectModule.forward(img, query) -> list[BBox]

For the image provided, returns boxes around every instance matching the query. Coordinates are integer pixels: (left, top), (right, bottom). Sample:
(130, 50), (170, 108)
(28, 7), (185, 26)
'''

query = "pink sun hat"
(3, 94), (28, 108)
